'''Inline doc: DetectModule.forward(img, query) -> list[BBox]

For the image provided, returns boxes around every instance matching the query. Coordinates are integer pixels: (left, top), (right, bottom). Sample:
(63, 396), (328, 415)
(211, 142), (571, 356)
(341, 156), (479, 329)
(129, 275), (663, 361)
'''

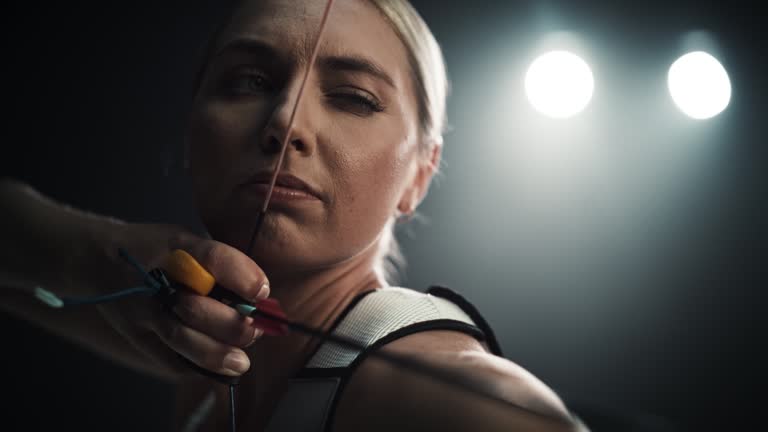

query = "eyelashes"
(218, 67), (385, 116)
(328, 89), (385, 115)
(220, 68), (275, 95)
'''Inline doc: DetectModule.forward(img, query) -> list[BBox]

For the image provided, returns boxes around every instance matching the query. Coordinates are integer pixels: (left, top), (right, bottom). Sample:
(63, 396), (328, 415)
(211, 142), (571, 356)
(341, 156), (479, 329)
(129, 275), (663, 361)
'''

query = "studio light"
(525, 50), (594, 119)
(668, 51), (731, 119)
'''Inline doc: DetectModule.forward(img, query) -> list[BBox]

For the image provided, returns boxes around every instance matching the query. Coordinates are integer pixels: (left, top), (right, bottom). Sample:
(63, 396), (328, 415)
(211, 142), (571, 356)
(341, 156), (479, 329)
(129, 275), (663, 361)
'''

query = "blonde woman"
(0, 1), (587, 431)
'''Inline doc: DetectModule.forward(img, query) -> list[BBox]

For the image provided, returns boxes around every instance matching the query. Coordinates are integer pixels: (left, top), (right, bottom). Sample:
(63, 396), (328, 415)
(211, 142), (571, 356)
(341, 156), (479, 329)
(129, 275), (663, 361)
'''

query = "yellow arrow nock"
(162, 249), (215, 296)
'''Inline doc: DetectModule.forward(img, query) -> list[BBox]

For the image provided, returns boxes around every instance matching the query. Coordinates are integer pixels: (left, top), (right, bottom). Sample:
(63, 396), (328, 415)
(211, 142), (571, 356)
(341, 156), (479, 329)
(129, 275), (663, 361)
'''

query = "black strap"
(427, 285), (504, 356)
(316, 286), (499, 431)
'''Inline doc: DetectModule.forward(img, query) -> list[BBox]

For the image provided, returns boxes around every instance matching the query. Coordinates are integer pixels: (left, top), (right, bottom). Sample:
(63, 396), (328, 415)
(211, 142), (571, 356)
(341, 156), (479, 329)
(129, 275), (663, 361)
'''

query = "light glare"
(668, 51), (731, 119)
(525, 51), (594, 119)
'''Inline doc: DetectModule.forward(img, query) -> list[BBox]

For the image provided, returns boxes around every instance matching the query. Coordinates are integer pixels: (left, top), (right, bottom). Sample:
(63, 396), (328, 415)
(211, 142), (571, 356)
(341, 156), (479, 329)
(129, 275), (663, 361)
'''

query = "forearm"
(1, 286), (173, 379)
(0, 178), (119, 296)
(0, 179), (171, 378)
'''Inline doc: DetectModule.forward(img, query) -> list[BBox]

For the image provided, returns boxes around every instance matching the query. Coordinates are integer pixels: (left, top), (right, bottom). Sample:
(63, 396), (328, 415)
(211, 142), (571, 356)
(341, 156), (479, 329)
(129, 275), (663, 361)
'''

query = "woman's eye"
(221, 69), (273, 95)
(329, 90), (384, 115)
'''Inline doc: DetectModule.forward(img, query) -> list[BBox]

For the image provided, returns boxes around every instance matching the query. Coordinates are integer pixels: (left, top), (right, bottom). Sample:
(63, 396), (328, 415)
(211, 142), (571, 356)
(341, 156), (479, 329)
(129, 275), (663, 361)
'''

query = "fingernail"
(250, 328), (264, 344)
(253, 280), (270, 301)
(223, 352), (249, 374)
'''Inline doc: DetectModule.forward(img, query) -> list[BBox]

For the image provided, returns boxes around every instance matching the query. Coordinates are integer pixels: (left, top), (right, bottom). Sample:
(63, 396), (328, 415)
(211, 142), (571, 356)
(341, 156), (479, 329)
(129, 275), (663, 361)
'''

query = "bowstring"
(236, 0), (576, 429)
(246, 0), (336, 256)
(235, 1), (336, 432)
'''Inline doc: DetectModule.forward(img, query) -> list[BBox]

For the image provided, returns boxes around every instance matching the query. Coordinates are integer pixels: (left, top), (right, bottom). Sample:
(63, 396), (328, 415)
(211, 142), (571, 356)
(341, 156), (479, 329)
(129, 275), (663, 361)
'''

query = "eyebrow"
(214, 38), (396, 88)
(214, 38), (284, 63)
(319, 55), (396, 89)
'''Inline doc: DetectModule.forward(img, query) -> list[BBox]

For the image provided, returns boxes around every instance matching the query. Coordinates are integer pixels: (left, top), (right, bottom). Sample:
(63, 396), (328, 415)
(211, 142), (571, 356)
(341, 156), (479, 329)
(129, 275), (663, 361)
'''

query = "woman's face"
(187, 0), (433, 273)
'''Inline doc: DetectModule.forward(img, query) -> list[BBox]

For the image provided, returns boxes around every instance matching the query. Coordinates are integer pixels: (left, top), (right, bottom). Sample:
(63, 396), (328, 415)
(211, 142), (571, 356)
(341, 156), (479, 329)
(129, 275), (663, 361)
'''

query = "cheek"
(187, 102), (267, 206)
(356, 148), (404, 201)
(326, 128), (414, 246)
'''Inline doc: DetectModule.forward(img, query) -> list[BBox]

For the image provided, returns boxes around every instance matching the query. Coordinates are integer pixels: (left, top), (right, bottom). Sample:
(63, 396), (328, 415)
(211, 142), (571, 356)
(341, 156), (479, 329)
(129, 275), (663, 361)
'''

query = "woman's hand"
(93, 221), (271, 378)
(0, 180), (269, 380)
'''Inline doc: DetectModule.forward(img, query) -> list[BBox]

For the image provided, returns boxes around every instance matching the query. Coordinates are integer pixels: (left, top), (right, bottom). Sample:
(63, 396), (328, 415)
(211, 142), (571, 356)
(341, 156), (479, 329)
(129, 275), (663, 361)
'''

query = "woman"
(0, 0), (586, 431)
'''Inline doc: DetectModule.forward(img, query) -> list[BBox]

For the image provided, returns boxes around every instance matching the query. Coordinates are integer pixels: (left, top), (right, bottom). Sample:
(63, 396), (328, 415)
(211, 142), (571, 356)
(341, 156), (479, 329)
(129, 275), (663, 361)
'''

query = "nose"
(259, 82), (316, 157)
(259, 135), (305, 155)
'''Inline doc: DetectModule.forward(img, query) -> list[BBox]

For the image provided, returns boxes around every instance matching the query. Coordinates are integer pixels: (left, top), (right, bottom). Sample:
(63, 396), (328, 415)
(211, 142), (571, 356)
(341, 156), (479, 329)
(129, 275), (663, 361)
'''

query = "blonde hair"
(364, 0), (449, 283)
(367, 0), (449, 146)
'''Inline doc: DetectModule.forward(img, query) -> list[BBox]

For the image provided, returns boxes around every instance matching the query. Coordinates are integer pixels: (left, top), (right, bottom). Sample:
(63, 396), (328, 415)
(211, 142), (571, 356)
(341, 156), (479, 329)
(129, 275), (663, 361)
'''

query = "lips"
(243, 172), (323, 200)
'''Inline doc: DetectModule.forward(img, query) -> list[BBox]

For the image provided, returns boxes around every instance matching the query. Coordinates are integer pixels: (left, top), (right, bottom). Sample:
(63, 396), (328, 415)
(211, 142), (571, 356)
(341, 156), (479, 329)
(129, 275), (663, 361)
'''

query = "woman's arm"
(333, 330), (587, 432)
(0, 178), (175, 378)
(0, 179), (269, 380)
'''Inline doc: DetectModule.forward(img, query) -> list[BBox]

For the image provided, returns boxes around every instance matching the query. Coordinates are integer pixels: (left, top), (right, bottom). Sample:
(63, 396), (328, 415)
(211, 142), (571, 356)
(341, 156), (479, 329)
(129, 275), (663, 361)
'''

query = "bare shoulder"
(332, 330), (586, 432)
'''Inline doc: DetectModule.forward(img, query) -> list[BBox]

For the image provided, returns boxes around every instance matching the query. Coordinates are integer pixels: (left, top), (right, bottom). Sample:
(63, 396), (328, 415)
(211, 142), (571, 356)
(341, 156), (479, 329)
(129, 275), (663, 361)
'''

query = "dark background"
(1, 1), (765, 431)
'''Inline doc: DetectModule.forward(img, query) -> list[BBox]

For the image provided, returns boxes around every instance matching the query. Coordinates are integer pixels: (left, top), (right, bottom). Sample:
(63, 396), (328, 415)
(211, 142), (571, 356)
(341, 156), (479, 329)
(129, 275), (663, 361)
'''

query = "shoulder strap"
(427, 285), (503, 356)
(265, 286), (499, 432)
(305, 286), (482, 368)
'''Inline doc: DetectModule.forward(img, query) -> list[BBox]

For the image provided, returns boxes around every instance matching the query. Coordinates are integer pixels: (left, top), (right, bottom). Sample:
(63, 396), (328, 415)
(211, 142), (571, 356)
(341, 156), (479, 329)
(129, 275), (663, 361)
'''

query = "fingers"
(153, 232), (269, 377)
(172, 291), (263, 348)
(152, 312), (253, 376)
(170, 233), (270, 303)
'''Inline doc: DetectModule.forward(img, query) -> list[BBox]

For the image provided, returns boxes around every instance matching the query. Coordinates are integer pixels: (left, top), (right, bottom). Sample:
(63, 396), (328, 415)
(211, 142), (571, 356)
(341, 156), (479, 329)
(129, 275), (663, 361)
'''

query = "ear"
(397, 137), (443, 215)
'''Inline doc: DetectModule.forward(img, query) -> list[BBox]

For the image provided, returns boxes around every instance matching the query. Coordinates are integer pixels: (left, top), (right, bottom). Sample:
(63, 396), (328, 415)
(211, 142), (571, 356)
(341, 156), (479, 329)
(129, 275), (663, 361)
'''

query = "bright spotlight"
(668, 51), (731, 119)
(525, 50), (594, 119)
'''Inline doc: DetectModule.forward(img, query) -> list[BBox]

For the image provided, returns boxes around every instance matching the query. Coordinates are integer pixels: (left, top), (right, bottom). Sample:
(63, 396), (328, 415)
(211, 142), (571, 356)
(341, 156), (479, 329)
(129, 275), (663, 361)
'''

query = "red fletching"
(253, 298), (289, 336)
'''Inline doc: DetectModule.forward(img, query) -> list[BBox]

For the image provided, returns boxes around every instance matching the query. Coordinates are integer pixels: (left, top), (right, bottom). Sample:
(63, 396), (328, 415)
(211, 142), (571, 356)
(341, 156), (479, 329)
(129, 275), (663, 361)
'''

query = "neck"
(267, 246), (387, 332)
(228, 243), (388, 430)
